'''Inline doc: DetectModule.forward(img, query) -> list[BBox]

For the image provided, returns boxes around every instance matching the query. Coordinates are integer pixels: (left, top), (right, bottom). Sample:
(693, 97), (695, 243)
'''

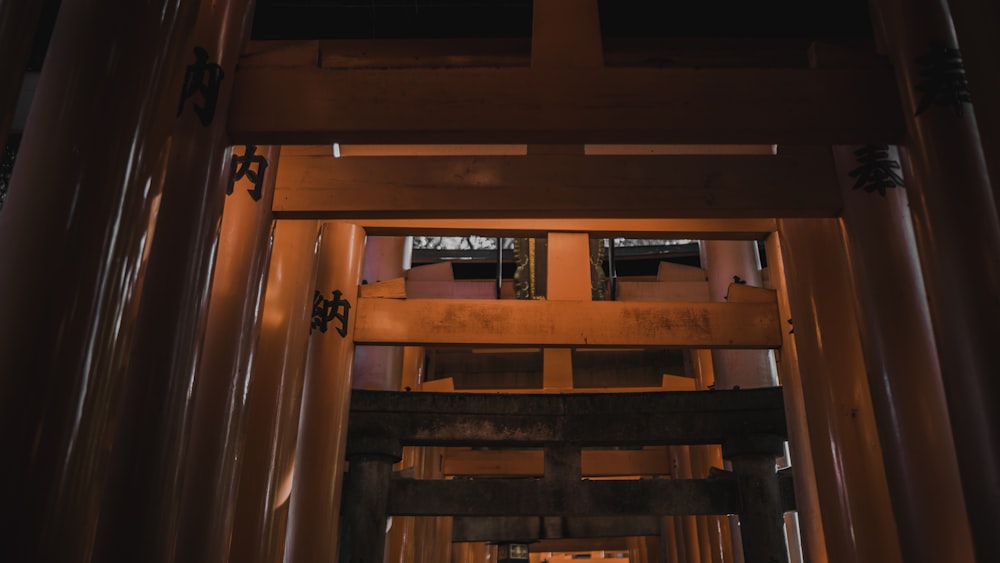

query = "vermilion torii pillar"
(353, 235), (409, 390)
(775, 219), (903, 563)
(175, 141), (279, 563)
(0, 1), (200, 561)
(284, 222), (366, 563)
(90, 2), (260, 561)
(868, 1), (1000, 559)
(833, 145), (975, 563)
(230, 220), (322, 563)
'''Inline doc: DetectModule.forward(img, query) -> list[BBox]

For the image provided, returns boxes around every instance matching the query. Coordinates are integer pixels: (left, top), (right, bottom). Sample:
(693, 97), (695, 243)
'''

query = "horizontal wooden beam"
(355, 218), (778, 239)
(228, 65), (902, 145)
(353, 298), (782, 348)
(273, 153), (840, 219)
(452, 516), (663, 542)
(441, 447), (672, 477)
(530, 538), (630, 552)
(349, 388), (788, 447)
(244, 38), (871, 72)
(388, 478), (738, 516)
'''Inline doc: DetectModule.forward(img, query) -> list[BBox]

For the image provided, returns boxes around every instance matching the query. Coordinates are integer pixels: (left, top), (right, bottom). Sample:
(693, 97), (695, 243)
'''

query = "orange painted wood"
(442, 447), (671, 477)
(273, 153), (840, 219)
(353, 298), (782, 348)
(354, 218), (777, 239)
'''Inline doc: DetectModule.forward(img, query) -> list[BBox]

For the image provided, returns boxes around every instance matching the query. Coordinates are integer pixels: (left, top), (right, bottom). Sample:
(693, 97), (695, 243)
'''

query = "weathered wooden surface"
(387, 477), (739, 516)
(441, 447), (672, 477)
(353, 297), (782, 348)
(349, 388), (787, 447)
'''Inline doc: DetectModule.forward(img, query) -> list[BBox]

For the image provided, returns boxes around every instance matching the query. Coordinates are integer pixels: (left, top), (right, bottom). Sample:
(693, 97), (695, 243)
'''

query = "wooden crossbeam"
(348, 388), (788, 447)
(353, 298), (782, 348)
(273, 153), (840, 219)
(452, 516), (663, 542)
(355, 218), (778, 239)
(387, 478), (738, 516)
(441, 447), (672, 477)
(228, 65), (902, 145)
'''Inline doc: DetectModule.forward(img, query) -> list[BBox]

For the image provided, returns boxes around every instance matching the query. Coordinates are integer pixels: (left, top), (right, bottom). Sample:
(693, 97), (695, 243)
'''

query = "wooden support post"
(723, 438), (788, 563)
(100, 3), (260, 559)
(700, 240), (781, 563)
(868, 2), (1000, 558)
(531, 0), (602, 69)
(340, 426), (403, 563)
(354, 235), (409, 390)
(833, 145), (976, 563)
(543, 232), (593, 389)
(764, 232), (829, 563)
(230, 220), (322, 563)
(175, 143), (280, 563)
(671, 446), (703, 563)
(387, 346), (426, 563)
(0, 1), (202, 560)
(776, 219), (902, 563)
(662, 516), (680, 563)
(284, 222), (365, 563)
(689, 351), (735, 563)
(700, 241), (777, 390)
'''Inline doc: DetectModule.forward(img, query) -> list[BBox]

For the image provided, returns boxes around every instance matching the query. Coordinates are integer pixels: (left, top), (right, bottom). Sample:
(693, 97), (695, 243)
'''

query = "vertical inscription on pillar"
(849, 144), (904, 196)
(311, 289), (351, 337)
(177, 46), (225, 126)
(227, 145), (268, 201)
(914, 40), (972, 117)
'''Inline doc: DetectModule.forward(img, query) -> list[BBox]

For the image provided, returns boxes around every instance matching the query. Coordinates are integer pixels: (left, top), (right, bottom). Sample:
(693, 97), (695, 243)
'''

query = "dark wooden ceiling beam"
(349, 388), (788, 447)
(388, 478), (739, 516)
(228, 63), (903, 145)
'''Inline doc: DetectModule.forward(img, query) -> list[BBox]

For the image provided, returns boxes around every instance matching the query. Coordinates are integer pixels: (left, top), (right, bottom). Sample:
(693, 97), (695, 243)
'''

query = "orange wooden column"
(698, 240), (777, 563)
(689, 350), (735, 563)
(229, 220), (322, 563)
(353, 235), (409, 390)
(699, 241), (777, 390)
(387, 346), (426, 563)
(671, 446), (703, 563)
(764, 232), (829, 563)
(0, 0), (42, 144)
(174, 139), (280, 563)
(0, 1), (200, 560)
(776, 218), (903, 563)
(868, 2), (1000, 558)
(284, 221), (366, 563)
(543, 232), (593, 388)
(833, 145), (976, 563)
(90, 2), (259, 560)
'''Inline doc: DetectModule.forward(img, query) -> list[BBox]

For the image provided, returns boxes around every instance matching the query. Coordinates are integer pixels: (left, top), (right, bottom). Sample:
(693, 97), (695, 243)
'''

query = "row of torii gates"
(0, 1), (998, 563)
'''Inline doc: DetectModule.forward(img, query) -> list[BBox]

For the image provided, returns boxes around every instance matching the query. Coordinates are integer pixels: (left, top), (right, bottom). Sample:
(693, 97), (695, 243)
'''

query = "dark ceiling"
(250, 0), (875, 40)
(25, 1), (876, 71)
